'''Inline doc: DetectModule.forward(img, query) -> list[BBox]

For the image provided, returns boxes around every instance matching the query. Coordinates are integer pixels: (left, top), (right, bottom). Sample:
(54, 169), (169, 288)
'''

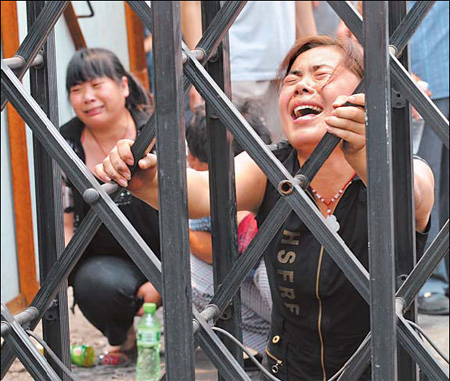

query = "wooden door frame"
(1, 0), (40, 314)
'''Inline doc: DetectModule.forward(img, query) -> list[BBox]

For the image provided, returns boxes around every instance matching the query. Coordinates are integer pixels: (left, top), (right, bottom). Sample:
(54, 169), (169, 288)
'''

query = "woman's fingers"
(327, 93), (366, 152)
(94, 139), (159, 195)
(326, 124), (365, 150)
(138, 153), (157, 170)
(325, 115), (364, 132)
(333, 94), (366, 109)
(116, 139), (135, 166)
(332, 104), (366, 124)
(94, 139), (135, 186)
(101, 152), (129, 187)
(348, 93), (365, 107)
(94, 163), (111, 183)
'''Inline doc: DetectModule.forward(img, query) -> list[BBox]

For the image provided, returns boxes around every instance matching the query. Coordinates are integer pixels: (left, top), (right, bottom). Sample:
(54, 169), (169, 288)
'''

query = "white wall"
(1, 110), (21, 303)
(1, 1), (130, 303)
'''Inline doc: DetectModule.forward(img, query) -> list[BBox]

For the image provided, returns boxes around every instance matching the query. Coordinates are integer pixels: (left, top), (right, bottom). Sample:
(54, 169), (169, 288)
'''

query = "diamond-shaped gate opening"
(1, 1), (448, 380)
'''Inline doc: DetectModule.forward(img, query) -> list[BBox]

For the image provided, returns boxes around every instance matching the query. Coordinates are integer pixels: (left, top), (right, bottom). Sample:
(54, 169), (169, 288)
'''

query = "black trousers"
(71, 255), (147, 346)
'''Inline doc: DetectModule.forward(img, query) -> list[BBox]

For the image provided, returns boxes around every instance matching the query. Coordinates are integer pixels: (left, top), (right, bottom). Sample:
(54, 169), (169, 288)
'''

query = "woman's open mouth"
(292, 105), (324, 120)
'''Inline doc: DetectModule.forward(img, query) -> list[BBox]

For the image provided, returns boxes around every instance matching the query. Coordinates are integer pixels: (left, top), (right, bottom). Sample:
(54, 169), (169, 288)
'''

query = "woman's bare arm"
(413, 158), (434, 232)
(95, 140), (268, 218)
(189, 230), (213, 264)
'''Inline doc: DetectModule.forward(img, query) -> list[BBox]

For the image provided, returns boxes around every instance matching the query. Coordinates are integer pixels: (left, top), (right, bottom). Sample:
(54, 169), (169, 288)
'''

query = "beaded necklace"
(310, 172), (356, 233)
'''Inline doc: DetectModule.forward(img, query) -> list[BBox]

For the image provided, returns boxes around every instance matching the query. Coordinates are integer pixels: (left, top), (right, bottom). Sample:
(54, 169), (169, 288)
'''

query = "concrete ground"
(4, 287), (449, 381)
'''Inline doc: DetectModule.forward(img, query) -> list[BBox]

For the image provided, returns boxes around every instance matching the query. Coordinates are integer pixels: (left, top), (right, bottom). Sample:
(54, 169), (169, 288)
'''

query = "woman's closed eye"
(283, 75), (299, 85)
(315, 71), (332, 80)
(69, 86), (82, 94)
(91, 80), (104, 88)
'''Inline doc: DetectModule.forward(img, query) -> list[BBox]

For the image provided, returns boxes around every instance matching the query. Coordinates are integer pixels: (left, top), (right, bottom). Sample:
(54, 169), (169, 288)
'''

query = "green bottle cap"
(143, 302), (157, 315)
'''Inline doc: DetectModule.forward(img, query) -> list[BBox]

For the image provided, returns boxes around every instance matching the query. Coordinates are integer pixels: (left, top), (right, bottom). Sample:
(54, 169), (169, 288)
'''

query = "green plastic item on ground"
(70, 344), (95, 367)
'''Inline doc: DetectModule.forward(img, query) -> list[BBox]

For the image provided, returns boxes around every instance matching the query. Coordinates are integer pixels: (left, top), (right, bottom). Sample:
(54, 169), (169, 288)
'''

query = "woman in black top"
(62, 48), (160, 365)
(96, 36), (434, 379)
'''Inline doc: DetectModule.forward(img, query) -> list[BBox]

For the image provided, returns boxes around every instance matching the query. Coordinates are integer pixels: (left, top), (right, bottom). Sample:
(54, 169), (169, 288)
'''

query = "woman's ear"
(121, 75), (130, 98)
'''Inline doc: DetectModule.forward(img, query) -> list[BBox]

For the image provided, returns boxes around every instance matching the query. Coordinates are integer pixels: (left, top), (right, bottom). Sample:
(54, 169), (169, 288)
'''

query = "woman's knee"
(72, 256), (145, 311)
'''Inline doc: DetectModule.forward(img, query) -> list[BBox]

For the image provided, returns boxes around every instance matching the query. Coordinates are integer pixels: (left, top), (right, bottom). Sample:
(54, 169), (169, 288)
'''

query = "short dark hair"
(277, 35), (364, 84)
(66, 48), (151, 111)
(186, 106), (209, 163)
(185, 101), (272, 164)
(231, 99), (272, 156)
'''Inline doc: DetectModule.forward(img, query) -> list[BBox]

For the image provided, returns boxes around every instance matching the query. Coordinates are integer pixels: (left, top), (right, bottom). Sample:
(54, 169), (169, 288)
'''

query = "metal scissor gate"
(1, 1), (449, 380)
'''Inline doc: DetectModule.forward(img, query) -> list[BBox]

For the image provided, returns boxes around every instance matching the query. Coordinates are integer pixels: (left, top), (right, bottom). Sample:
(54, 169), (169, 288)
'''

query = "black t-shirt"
(256, 141), (428, 380)
(60, 109), (161, 282)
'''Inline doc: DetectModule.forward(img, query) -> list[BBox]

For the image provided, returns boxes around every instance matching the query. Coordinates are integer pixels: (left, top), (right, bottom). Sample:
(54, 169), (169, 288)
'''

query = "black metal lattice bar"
(330, 0), (449, 148)
(183, 45), (371, 303)
(338, 334), (372, 380)
(126, 1), (246, 67)
(0, 60), (163, 288)
(1, 303), (60, 381)
(1, 3), (256, 378)
(157, 307), (254, 381)
(328, 1), (364, 42)
(389, 1), (416, 293)
(94, 0), (245, 194)
(209, 198), (291, 317)
(1, 2), (449, 380)
(195, 1), (247, 64)
(389, 2), (417, 379)
(300, 0), (441, 187)
(1, 59), (163, 375)
(1, 307), (39, 337)
(151, 2), (195, 379)
(1, 1), (69, 111)
(364, 3), (397, 380)
(330, 0), (435, 56)
(3, 53), (44, 70)
(28, 2), (71, 377)
(397, 315), (449, 380)
(397, 221), (450, 307)
(29, 210), (102, 321)
(297, 81), (365, 186)
(389, 0), (436, 56)
(193, 310), (251, 381)
(337, 225), (450, 381)
(202, 0), (243, 367)
(0, 210), (102, 376)
(390, 55), (449, 148)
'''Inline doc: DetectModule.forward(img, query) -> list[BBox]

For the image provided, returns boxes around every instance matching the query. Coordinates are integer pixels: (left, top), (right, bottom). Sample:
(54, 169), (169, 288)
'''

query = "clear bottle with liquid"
(136, 303), (161, 381)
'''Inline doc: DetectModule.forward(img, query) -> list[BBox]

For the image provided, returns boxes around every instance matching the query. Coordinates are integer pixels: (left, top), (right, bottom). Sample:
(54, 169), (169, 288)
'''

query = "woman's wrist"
(345, 149), (367, 184)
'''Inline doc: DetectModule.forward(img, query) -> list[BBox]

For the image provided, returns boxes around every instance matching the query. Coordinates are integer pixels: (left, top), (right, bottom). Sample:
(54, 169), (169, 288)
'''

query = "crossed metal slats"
(1, 2), (251, 379)
(1, 1), (449, 380)
(0, 1), (69, 111)
(365, 4), (397, 378)
(329, 2), (449, 379)
(1, 303), (60, 380)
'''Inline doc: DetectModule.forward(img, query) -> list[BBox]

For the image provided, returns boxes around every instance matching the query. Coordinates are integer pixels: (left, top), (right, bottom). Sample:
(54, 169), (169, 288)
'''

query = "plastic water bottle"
(136, 303), (162, 381)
